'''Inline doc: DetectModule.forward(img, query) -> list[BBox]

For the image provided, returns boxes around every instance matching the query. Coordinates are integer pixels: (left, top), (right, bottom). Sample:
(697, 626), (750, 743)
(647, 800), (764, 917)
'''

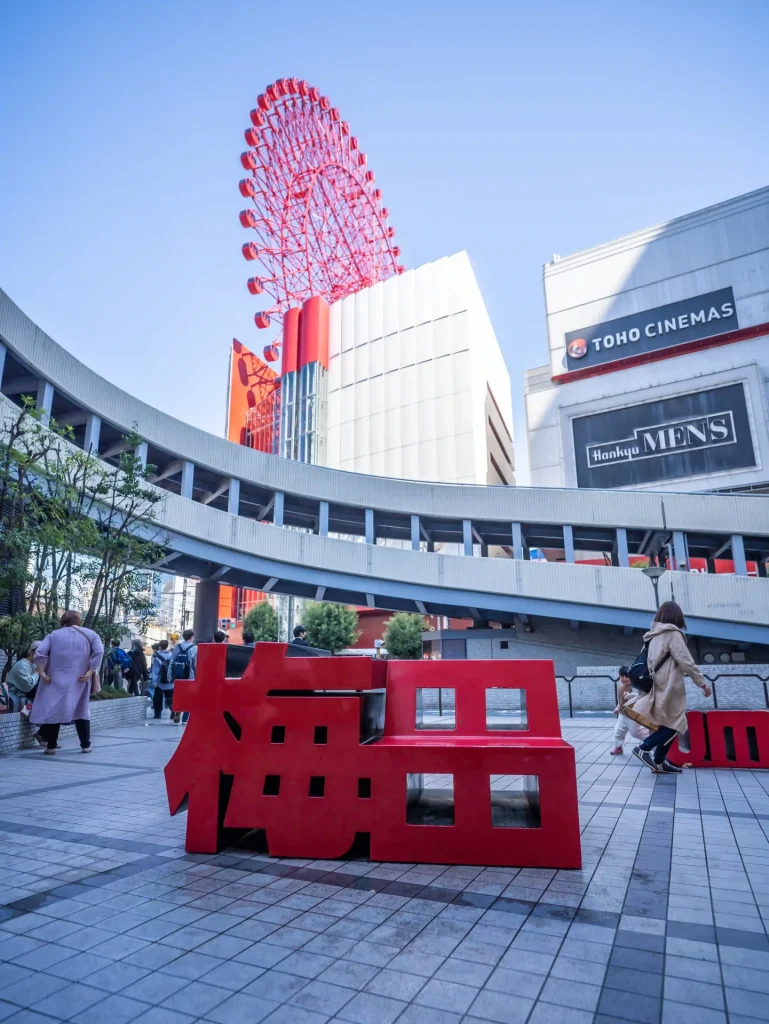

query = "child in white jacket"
(611, 666), (650, 755)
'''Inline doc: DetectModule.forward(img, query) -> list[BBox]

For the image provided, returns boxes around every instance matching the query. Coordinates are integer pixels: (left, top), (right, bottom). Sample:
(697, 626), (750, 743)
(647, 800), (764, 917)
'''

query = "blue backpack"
(111, 647), (131, 670)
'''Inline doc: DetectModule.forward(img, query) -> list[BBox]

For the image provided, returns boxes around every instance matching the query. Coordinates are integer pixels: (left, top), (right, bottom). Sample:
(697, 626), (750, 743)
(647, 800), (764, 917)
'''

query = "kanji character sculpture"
(164, 643), (582, 869)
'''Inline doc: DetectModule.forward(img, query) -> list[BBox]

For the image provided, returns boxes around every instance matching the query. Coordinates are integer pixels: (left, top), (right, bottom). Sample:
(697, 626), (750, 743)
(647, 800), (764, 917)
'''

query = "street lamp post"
(642, 565), (666, 610)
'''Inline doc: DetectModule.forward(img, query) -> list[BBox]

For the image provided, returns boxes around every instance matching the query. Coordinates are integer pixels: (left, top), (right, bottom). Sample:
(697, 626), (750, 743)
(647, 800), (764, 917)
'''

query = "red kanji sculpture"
(164, 643), (581, 869)
(668, 710), (769, 769)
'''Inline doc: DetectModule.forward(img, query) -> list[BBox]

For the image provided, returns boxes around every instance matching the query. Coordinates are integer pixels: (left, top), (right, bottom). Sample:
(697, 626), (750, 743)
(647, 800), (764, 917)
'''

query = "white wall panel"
(401, 442), (419, 480)
(325, 424), (340, 468)
(384, 407), (402, 453)
(341, 295), (355, 352)
(432, 257), (451, 319)
(434, 354), (453, 398)
(398, 326), (416, 368)
(401, 402), (418, 441)
(436, 437), (456, 480)
(434, 394), (455, 440)
(454, 432), (475, 479)
(341, 346), (355, 388)
(368, 282), (384, 341)
(369, 374), (384, 416)
(452, 350), (472, 394)
(433, 316), (451, 358)
(419, 439), (438, 481)
(400, 364), (417, 406)
(414, 261), (433, 325)
(453, 391), (474, 435)
(398, 269), (416, 331)
(417, 398), (436, 442)
(326, 390), (341, 432)
(448, 252), (470, 313)
(383, 275), (399, 336)
(354, 416), (369, 458)
(327, 354), (341, 394)
(353, 452), (370, 475)
(354, 379), (370, 420)
(369, 336), (383, 379)
(354, 290), (369, 346)
(384, 332), (399, 373)
(417, 359), (436, 403)
(369, 411), (385, 454)
(369, 450), (385, 475)
(354, 342), (369, 383)
(413, 321), (432, 364)
(384, 370), (401, 411)
(450, 310), (470, 353)
(329, 304), (342, 359)
(340, 422), (354, 462)
(340, 385), (355, 424)
(384, 446), (401, 478)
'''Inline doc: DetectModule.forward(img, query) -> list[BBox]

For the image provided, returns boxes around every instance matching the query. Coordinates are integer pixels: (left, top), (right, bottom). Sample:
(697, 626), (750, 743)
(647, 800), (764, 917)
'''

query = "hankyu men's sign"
(564, 287), (738, 372)
(572, 383), (755, 488)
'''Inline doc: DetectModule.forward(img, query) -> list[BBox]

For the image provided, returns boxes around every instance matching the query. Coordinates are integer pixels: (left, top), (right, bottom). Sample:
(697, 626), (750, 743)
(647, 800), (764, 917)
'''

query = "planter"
(0, 696), (148, 754)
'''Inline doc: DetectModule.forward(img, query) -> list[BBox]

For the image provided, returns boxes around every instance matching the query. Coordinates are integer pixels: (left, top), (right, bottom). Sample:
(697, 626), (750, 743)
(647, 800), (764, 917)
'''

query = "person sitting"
(7, 641), (41, 712)
(291, 624), (311, 648)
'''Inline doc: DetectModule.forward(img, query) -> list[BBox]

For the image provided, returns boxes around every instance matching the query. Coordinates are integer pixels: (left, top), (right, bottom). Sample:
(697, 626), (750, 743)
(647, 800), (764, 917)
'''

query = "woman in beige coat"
(624, 601), (711, 773)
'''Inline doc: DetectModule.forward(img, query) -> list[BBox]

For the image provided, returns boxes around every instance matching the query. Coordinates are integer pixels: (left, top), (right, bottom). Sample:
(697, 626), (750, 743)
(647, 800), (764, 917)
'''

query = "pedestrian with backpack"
(151, 640), (174, 719)
(623, 601), (712, 773)
(107, 639), (131, 689)
(169, 628), (196, 725)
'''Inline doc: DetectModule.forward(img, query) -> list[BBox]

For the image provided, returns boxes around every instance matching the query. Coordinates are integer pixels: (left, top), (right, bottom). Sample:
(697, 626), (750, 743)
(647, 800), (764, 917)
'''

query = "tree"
(303, 602), (359, 653)
(0, 398), (163, 674)
(242, 600), (279, 642)
(383, 612), (428, 659)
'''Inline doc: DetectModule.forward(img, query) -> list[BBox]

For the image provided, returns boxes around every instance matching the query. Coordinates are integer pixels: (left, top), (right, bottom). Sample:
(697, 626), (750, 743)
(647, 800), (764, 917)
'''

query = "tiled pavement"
(1, 716), (769, 1024)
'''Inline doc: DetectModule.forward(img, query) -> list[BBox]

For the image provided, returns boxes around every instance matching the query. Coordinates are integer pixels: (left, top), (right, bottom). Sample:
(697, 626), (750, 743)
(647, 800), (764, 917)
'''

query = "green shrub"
(90, 686), (134, 701)
(303, 602), (359, 653)
(242, 600), (279, 642)
(383, 612), (429, 659)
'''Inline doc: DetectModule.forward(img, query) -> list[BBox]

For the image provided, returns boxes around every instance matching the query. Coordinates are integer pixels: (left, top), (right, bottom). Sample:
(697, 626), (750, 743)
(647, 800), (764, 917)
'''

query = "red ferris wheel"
(239, 78), (404, 356)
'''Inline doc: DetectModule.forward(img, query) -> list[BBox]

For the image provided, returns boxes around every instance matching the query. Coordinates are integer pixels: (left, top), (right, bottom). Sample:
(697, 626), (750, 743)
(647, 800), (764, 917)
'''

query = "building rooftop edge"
(543, 185), (769, 277)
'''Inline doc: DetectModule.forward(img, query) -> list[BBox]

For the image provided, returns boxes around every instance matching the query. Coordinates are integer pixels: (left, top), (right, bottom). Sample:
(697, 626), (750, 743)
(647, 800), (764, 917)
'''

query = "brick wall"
(0, 697), (148, 755)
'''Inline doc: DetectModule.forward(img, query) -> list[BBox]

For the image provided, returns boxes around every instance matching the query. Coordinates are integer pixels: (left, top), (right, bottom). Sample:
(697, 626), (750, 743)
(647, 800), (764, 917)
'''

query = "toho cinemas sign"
(564, 287), (738, 372)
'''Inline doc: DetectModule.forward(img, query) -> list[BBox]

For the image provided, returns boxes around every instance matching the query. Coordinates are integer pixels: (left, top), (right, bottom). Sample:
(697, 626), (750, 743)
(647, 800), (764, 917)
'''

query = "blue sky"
(2, 0), (767, 481)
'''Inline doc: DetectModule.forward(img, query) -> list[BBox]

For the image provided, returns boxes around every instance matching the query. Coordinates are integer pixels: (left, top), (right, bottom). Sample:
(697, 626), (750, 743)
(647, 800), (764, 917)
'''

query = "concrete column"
(193, 578), (220, 643)
(616, 527), (630, 567)
(84, 413), (101, 455)
(462, 520), (473, 556)
(180, 461), (195, 500)
(36, 380), (54, 426)
(732, 534), (748, 576)
(274, 491), (285, 527)
(0, 341), (7, 387)
(563, 525), (575, 564)
(673, 530), (688, 571)
(365, 508), (375, 545)
(410, 515), (420, 551)
(512, 522), (525, 560)
(227, 478), (240, 516)
(135, 442), (148, 469)
(318, 500), (329, 537)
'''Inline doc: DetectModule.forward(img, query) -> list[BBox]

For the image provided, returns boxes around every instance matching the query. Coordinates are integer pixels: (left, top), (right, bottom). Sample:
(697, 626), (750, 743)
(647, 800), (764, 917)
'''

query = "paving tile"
(597, 987), (661, 1024)
(158, 951), (224, 980)
(336, 991), (406, 1024)
(71, 993), (151, 1024)
(161, 980), (232, 1016)
(724, 986), (769, 1018)
(539, 976), (601, 1012)
(30, 980), (105, 1020)
(483, 966), (544, 1000)
(466, 988), (535, 1023)
(129, 1009), (197, 1024)
(660, 1004), (726, 1024)
(289, 980), (355, 1016)
(395, 1007), (462, 1024)
(528, 1005), (596, 1024)
(261, 1007), (328, 1024)
(242, 968), (308, 1002)
(204, 993), (279, 1024)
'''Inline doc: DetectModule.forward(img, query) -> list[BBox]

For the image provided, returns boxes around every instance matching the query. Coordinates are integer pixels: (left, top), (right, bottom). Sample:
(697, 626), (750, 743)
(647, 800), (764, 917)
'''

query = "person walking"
(31, 611), (104, 755)
(148, 643), (160, 701)
(624, 601), (712, 773)
(106, 638), (131, 689)
(610, 666), (650, 755)
(126, 639), (149, 696)
(151, 640), (174, 719)
(169, 629), (196, 725)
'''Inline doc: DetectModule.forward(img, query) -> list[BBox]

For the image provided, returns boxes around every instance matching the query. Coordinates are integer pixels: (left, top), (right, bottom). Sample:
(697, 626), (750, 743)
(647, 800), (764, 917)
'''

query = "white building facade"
(526, 187), (769, 493)
(324, 252), (514, 486)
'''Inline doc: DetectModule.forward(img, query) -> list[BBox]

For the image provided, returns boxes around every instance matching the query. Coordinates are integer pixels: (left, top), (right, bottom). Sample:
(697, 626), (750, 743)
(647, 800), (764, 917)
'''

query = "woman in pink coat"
(32, 610), (104, 754)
